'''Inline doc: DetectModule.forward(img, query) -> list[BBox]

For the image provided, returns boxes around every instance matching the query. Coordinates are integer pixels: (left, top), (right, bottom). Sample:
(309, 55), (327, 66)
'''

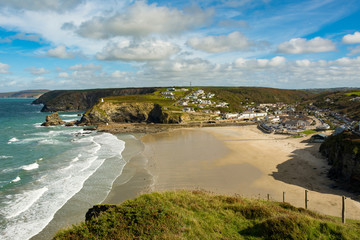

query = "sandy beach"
(113, 125), (360, 220)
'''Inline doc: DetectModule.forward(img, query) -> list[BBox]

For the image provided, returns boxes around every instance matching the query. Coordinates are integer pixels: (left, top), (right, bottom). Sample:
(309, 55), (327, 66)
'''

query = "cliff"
(54, 190), (360, 239)
(41, 112), (66, 126)
(32, 88), (156, 112)
(320, 130), (360, 191)
(80, 101), (185, 125)
(0, 89), (49, 98)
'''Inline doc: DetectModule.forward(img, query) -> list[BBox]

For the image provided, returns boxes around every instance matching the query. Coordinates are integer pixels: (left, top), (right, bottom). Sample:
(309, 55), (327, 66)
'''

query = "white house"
(183, 107), (195, 113)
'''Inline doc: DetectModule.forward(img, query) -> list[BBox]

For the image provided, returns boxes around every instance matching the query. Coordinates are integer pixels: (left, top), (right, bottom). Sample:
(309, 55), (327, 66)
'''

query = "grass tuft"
(54, 190), (360, 240)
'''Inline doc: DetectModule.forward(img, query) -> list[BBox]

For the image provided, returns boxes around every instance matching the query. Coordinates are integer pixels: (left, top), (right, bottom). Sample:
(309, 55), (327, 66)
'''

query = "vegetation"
(345, 92), (360, 96)
(310, 90), (360, 121)
(54, 190), (360, 240)
(301, 130), (318, 135)
(202, 87), (312, 112)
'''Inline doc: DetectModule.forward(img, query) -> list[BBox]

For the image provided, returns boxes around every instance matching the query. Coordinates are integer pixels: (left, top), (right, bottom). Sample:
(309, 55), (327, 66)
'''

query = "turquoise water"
(0, 99), (126, 239)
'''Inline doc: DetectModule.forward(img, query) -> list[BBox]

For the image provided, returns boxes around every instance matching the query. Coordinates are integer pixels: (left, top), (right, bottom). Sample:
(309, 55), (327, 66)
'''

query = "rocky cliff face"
(32, 88), (156, 112)
(320, 130), (360, 191)
(80, 102), (184, 125)
(41, 112), (65, 126)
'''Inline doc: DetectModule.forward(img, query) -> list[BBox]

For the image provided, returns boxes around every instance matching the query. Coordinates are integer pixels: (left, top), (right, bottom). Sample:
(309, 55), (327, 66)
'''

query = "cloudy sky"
(0, 0), (360, 91)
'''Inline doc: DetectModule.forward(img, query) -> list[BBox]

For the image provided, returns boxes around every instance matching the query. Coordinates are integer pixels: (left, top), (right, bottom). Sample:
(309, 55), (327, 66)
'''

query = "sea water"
(0, 99), (126, 239)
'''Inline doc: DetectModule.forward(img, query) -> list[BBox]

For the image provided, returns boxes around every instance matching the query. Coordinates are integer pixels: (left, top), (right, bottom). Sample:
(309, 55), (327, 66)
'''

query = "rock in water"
(41, 112), (66, 126)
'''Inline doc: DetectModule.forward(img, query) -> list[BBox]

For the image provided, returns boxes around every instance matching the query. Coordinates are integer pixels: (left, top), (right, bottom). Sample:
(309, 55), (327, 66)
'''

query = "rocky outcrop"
(41, 112), (65, 126)
(80, 102), (184, 125)
(32, 88), (156, 112)
(85, 204), (116, 222)
(320, 130), (360, 191)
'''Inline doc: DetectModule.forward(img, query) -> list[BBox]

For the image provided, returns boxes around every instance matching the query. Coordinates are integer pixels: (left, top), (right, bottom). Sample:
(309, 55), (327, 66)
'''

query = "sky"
(0, 0), (360, 92)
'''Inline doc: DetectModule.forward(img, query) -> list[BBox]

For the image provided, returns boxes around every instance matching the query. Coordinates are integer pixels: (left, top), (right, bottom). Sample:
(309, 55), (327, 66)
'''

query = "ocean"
(0, 99), (127, 239)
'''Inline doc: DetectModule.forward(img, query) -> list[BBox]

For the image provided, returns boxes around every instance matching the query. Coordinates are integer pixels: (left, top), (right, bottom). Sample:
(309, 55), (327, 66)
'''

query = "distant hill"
(203, 87), (312, 112)
(32, 88), (157, 112)
(0, 89), (49, 99)
(302, 87), (359, 94)
(33, 87), (313, 113)
(309, 89), (360, 121)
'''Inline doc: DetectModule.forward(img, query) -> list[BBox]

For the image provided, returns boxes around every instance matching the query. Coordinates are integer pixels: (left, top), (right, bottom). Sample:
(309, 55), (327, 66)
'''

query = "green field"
(54, 190), (360, 240)
(345, 92), (360, 96)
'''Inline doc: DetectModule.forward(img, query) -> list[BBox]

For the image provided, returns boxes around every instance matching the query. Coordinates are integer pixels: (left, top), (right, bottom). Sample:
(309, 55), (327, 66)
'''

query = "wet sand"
(139, 125), (360, 219)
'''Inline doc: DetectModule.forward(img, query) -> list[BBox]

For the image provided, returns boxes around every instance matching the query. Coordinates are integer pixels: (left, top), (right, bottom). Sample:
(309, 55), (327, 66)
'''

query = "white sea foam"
(10, 176), (21, 183)
(60, 114), (79, 117)
(0, 132), (126, 240)
(33, 123), (42, 128)
(7, 137), (19, 144)
(0, 155), (13, 159)
(38, 139), (61, 145)
(3, 187), (48, 219)
(21, 162), (39, 171)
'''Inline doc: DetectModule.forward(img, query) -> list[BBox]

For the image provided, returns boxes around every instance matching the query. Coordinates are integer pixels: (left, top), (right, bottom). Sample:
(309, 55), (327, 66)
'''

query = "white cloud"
(69, 63), (102, 71)
(77, 1), (213, 39)
(277, 37), (336, 54)
(111, 70), (125, 78)
(0, 0), (83, 12)
(26, 67), (49, 75)
(0, 33), (42, 43)
(186, 32), (252, 53)
(34, 76), (46, 82)
(47, 45), (75, 59)
(96, 40), (180, 61)
(347, 45), (360, 56)
(134, 56), (360, 88)
(343, 31), (360, 44)
(58, 72), (69, 78)
(234, 56), (286, 68)
(0, 62), (10, 73)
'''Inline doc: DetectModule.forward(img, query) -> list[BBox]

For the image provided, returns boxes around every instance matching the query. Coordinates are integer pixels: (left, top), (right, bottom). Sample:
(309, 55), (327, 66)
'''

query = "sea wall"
(320, 130), (360, 191)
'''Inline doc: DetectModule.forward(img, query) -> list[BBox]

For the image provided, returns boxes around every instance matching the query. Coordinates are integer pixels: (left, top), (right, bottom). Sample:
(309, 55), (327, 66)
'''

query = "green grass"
(345, 92), (360, 96)
(53, 190), (360, 240)
(301, 130), (318, 135)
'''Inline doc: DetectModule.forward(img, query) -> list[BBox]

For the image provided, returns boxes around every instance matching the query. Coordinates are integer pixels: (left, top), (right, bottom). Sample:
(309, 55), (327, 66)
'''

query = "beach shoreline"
(104, 125), (360, 220)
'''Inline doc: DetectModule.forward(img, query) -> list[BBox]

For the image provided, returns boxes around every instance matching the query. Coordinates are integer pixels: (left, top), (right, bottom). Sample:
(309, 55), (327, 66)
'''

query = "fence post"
(283, 192), (285, 203)
(267, 194), (270, 201)
(342, 196), (346, 224)
(305, 190), (308, 209)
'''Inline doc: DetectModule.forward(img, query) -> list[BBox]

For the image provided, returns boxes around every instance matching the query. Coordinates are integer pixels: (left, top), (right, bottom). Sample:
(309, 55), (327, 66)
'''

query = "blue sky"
(0, 0), (359, 91)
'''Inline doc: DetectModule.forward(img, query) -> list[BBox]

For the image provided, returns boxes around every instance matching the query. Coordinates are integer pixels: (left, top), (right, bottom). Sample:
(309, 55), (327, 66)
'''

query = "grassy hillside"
(54, 190), (360, 239)
(32, 88), (157, 112)
(203, 87), (312, 112)
(310, 89), (360, 121)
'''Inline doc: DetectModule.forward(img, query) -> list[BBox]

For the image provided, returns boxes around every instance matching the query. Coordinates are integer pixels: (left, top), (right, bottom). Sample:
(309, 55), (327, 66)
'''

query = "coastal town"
(161, 87), (360, 140)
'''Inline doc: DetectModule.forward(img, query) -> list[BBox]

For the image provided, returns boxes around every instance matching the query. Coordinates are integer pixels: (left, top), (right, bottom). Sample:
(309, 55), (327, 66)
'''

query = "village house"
(215, 102), (228, 108)
(162, 92), (174, 96)
(195, 89), (204, 95)
(202, 109), (212, 113)
(183, 107), (195, 113)
(238, 112), (267, 120)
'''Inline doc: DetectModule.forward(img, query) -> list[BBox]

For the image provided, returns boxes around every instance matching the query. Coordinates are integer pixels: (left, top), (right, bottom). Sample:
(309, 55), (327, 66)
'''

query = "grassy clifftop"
(54, 190), (360, 239)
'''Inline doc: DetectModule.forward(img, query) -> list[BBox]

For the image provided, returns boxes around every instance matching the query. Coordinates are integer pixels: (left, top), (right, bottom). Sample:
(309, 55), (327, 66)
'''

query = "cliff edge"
(320, 130), (360, 191)
(80, 101), (185, 125)
(32, 88), (156, 112)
